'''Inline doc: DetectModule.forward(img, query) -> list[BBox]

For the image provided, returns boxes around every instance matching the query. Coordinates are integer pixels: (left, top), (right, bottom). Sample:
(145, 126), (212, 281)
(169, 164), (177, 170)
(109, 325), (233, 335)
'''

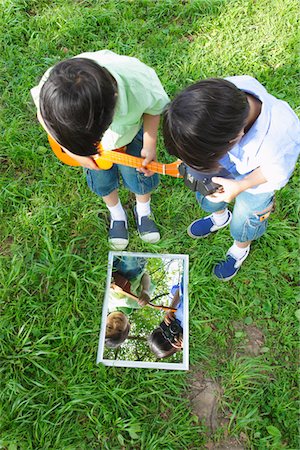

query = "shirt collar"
(229, 80), (271, 159)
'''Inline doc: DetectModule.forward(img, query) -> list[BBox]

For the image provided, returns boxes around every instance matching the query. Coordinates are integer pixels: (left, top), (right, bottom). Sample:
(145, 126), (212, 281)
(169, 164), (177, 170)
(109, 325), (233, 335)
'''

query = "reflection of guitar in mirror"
(48, 134), (182, 178)
(111, 272), (177, 313)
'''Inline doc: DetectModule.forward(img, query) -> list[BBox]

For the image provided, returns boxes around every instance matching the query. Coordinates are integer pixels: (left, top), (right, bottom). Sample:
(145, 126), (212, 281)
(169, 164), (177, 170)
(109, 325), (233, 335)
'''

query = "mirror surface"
(97, 251), (189, 370)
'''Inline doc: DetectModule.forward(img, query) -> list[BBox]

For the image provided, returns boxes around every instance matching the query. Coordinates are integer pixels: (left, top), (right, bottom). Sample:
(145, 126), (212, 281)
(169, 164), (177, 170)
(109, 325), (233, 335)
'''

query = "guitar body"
(48, 135), (114, 169)
(112, 272), (132, 295)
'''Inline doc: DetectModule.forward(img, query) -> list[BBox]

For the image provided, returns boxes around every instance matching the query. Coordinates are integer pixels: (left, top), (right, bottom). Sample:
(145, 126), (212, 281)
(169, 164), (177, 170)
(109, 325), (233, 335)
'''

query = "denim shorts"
(196, 190), (275, 242)
(113, 256), (147, 279)
(85, 129), (159, 197)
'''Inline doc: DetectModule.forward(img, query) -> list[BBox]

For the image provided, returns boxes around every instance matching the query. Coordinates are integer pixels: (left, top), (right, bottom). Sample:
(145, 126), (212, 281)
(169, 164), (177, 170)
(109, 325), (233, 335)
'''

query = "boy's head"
(148, 327), (182, 359)
(40, 58), (118, 156)
(163, 78), (249, 171)
(105, 311), (130, 348)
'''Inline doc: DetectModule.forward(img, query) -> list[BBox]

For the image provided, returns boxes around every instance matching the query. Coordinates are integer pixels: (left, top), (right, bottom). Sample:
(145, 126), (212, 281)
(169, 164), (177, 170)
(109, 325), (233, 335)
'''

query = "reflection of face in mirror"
(105, 311), (130, 348)
(102, 253), (186, 365)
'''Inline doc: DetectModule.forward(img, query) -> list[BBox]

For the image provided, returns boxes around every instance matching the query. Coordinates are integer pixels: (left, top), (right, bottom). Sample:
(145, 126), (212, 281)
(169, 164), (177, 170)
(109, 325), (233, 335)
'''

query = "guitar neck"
(111, 284), (177, 312)
(47, 133), (181, 176)
(98, 150), (181, 178)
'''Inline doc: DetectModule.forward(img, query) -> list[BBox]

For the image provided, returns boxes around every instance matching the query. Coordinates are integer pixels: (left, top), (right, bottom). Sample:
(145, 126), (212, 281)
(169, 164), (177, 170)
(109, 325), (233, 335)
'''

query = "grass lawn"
(1, 0), (299, 448)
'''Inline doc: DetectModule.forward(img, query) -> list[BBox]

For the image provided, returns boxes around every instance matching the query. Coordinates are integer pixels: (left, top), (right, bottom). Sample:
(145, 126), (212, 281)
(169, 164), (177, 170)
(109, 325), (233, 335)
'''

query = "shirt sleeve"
(142, 69), (170, 115)
(260, 139), (300, 190)
(30, 67), (53, 110)
(258, 105), (300, 191)
(124, 62), (170, 116)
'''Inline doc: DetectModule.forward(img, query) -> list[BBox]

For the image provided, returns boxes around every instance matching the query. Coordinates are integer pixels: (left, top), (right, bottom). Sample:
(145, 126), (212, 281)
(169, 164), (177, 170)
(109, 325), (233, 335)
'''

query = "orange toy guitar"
(111, 272), (177, 313)
(48, 135), (182, 178)
(110, 283), (177, 313)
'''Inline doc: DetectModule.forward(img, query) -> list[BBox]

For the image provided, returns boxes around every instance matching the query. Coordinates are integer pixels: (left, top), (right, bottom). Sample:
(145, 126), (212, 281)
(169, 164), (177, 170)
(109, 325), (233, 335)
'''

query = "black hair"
(40, 58), (118, 156)
(105, 323), (130, 349)
(148, 328), (178, 359)
(163, 78), (249, 171)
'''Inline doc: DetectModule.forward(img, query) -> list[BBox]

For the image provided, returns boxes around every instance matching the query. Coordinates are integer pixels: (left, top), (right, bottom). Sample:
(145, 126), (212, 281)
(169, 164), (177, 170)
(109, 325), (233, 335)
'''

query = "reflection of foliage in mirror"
(104, 257), (184, 363)
(147, 257), (183, 306)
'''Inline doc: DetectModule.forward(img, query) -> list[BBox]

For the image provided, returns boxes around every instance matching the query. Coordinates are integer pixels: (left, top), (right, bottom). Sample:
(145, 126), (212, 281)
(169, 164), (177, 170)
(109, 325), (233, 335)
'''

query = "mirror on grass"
(97, 251), (189, 370)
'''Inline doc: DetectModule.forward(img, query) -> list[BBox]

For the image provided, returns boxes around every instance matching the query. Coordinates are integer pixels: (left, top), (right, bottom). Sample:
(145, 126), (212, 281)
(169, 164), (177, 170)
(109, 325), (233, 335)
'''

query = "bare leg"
(103, 189), (126, 222)
(135, 193), (151, 203)
(236, 240), (251, 248)
(213, 211), (251, 248)
(103, 189), (119, 207)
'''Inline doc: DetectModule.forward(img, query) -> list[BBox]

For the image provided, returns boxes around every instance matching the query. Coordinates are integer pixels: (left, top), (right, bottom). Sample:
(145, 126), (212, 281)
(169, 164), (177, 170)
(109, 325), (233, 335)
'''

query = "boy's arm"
(61, 147), (100, 170)
(140, 113), (161, 176)
(208, 167), (267, 203)
(170, 288), (180, 309)
(164, 288), (180, 324)
(137, 272), (151, 306)
(127, 61), (169, 177)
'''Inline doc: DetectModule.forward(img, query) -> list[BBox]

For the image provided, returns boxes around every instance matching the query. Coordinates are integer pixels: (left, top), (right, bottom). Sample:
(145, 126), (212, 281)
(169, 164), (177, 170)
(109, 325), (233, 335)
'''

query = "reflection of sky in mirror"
(164, 259), (183, 300)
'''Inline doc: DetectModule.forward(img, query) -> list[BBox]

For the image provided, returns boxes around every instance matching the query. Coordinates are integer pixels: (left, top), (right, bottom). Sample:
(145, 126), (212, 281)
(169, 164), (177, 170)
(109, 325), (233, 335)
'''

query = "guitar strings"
(100, 152), (180, 175)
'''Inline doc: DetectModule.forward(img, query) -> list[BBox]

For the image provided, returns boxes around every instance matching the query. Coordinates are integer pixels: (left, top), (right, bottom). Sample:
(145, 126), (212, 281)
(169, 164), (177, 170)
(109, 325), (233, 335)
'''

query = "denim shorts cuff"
(99, 185), (120, 197)
(196, 192), (228, 212)
(122, 174), (159, 195)
(124, 185), (159, 196)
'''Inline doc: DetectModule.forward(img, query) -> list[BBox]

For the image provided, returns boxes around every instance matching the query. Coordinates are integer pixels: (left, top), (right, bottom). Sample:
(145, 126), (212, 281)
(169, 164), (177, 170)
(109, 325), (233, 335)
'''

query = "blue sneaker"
(187, 211), (232, 238)
(108, 218), (129, 250)
(213, 246), (250, 281)
(134, 207), (160, 243)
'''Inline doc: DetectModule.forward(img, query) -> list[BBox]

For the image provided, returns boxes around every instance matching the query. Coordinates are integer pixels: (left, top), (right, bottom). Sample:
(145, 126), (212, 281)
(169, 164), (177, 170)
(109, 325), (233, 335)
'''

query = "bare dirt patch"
(188, 369), (222, 432)
(206, 437), (245, 449)
(233, 322), (265, 357)
(186, 323), (265, 447)
(187, 369), (246, 449)
(0, 236), (13, 256)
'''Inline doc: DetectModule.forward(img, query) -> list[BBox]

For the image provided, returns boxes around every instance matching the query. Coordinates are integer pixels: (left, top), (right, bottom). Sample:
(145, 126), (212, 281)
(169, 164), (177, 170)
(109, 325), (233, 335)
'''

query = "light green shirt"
(31, 50), (170, 150)
(108, 272), (156, 314)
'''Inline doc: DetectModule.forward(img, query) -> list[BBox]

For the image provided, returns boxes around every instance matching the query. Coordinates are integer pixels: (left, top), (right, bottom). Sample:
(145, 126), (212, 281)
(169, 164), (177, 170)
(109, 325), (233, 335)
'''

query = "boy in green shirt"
(105, 256), (154, 348)
(31, 50), (169, 249)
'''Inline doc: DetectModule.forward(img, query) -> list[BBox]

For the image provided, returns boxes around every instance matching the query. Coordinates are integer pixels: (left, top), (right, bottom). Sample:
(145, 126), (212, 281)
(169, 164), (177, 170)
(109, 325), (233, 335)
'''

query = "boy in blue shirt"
(31, 50), (169, 249)
(148, 281), (183, 359)
(163, 76), (299, 280)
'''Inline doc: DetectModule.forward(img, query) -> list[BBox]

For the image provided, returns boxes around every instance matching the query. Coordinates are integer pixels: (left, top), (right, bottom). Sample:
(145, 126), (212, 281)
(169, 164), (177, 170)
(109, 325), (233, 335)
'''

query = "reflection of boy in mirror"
(111, 256), (153, 306)
(105, 311), (130, 349)
(148, 281), (183, 359)
(105, 256), (154, 348)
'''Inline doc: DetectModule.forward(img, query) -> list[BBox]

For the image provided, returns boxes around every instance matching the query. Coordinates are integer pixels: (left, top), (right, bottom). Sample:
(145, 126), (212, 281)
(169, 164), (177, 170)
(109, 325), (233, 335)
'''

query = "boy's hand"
(138, 290), (150, 306)
(66, 152), (100, 170)
(140, 147), (157, 177)
(209, 168), (268, 202)
(172, 335), (183, 349)
(164, 311), (176, 325)
(141, 113), (160, 177)
(207, 177), (243, 203)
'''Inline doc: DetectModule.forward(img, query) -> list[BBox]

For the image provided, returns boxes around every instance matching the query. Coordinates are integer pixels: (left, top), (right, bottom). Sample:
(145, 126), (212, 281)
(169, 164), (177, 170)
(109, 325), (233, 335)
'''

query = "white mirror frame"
(97, 251), (189, 370)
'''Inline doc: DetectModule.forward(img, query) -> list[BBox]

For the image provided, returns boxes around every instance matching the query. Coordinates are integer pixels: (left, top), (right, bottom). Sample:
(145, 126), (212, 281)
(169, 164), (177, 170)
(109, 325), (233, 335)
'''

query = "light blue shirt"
(223, 76), (300, 194)
(170, 281), (183, 327)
